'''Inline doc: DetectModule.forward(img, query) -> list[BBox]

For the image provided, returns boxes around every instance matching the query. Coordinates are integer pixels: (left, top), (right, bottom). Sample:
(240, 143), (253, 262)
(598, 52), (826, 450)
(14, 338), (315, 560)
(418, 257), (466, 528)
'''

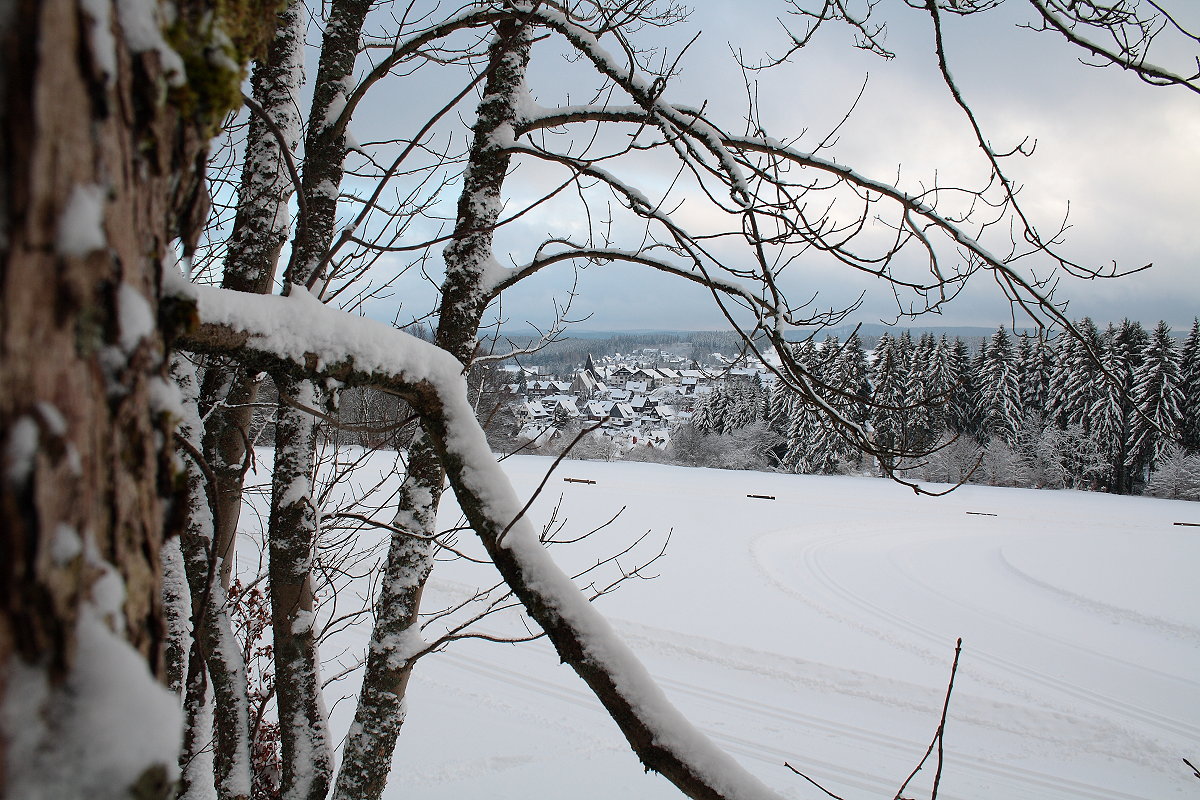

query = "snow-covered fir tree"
(824, 333), (872, 471)
(771, 341), (836, 473)
(690, 384), (725, 433)
(693, 374), (766, 435)
(1049, 317), (1104, 434)
(1090, 320), (1148, 493)
(1017, 333), (1054, 417)
(945, 336), (978, 436)
(976, 327), (1022, 445)
(836, 332), (873, 426)
(723, 375), (767, 433)
(1131, 320), (1183, 473)
(902, 332), (943, 453)
(1179, 318), (1200, 451)
(870, 332), (910, 459)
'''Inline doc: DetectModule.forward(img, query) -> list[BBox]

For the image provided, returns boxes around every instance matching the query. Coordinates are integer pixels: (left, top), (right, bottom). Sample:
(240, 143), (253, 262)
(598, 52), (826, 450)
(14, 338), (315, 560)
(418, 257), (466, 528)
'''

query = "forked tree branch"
(170, 275), (786, 800)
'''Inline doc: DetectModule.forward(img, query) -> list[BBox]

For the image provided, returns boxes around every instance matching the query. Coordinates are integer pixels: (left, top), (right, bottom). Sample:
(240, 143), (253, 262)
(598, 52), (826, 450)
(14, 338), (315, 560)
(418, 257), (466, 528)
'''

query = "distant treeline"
(491, 330), (760, 374)
(686, 319), (1200, 498)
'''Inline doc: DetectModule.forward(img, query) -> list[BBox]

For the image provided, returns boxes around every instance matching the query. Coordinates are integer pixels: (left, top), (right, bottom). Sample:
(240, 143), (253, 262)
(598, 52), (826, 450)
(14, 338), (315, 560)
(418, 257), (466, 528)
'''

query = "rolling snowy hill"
(261, 456), (1200, 799)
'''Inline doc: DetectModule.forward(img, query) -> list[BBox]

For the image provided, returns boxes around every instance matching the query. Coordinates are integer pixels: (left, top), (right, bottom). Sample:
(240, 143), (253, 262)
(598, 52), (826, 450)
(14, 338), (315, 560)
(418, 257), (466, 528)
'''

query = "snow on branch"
(1025, 0), (1200, 95)
(169, 274), (786, 800)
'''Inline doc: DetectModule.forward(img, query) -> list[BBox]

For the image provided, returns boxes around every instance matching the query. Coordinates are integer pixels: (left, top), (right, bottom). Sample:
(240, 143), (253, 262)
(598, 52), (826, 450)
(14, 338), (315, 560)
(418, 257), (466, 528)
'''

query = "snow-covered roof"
(543, 395), (580, 416)
(586, 400), (613, 417)
(612, 403), (636, 419)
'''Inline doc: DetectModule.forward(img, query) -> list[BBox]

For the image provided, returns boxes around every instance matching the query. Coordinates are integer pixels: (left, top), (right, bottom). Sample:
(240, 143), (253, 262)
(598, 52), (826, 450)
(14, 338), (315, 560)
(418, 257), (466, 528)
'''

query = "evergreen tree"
(926, 335), (961, 439)
(824, 332), (872, 471)
(945, 337), (978, 436)
(896, 330), (916, 391)
(966, 338), (989, 436)
(552, 403), (572, 430)
(976, 327), (1022, 444)
(772, 341), (830, 473)
(837, 331), (873, 426)
(1090, 320), (1148, 493)
(1179, 318), (1200, 451)
(1132, 321), (1183, 474)
(1017, 333), (1054, 416)
(690, 387), (721, 433)
(870, 332), (910, 460)
(903, 332), (942, 452)
(721, 376), (765, 433)
(1048, 317), (1103, 434)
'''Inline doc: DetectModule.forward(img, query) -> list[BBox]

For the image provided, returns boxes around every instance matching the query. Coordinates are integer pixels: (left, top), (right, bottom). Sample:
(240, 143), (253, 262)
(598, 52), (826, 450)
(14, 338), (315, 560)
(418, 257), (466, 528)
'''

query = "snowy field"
(261, 455), (1200, 799)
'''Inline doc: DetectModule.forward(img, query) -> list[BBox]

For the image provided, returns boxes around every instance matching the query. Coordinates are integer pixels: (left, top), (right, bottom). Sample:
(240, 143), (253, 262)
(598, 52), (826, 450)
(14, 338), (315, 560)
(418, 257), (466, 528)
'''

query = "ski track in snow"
(416, 631), (1166, 800)
(996, 547), (1200, 644)
(753, 525), (1200, 745)
(294, 456), (1198, 799)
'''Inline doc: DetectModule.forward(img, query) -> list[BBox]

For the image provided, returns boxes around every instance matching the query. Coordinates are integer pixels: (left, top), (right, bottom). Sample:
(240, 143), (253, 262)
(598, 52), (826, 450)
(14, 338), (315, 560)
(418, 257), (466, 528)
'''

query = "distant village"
(501, 347), (778, 449)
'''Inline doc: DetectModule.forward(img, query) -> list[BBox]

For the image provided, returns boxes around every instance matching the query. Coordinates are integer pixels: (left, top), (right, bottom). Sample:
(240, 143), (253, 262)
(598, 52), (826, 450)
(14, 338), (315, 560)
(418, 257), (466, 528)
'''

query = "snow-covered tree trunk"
(333, 19), (534, 800)
(330, 434), (439, 800)
(267, 376), (333, 800)
(199, 0), (305, 590)
(266, 3), (371, 798)
(0, 1), (273, 798)
(162, 536), (194, 698)
(173, 357), (253, 800)
(171, 6), (304, 797)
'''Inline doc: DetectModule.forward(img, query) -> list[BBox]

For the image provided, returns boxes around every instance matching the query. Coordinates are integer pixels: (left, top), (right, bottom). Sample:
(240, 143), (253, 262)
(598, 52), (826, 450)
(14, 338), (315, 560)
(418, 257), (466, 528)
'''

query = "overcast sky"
(350, 1), (1199, 334)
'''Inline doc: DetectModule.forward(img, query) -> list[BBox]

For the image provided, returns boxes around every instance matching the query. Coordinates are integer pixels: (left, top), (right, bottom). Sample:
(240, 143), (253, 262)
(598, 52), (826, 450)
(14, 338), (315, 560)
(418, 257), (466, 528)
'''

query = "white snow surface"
(296, 455), (1200, 800)
(6, 416), (38, 484)
(115, 0), (185, 85)
(79, 0), (116, 85)
(117, 283), (155, 353)
(56, 184), (107, 257)
(3, 555), (182, 800)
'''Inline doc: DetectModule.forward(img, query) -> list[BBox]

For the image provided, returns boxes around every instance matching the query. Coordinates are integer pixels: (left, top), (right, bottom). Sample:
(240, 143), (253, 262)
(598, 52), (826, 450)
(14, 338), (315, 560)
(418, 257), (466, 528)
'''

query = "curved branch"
(169, 275), (787, 800)
(1026, 0), (1200, 95)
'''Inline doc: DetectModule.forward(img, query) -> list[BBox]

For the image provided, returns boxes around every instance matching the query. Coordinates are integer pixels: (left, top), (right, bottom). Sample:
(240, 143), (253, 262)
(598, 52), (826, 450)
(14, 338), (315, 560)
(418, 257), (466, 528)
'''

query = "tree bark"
(268, 376), (334, 800)
(199, 0), (306, 591)
(265, 2), (372, 798)
(0, 1), (271, 797)
(332, 19), (534, 800)
(174, 357), (253, 800)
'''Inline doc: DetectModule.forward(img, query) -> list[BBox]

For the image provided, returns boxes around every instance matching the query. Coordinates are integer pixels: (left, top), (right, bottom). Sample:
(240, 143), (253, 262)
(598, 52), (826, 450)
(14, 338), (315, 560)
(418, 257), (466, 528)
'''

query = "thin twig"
(496, 421), (605, 545)
(894, 638), (963, 800)
(783, 762), (848, 800)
